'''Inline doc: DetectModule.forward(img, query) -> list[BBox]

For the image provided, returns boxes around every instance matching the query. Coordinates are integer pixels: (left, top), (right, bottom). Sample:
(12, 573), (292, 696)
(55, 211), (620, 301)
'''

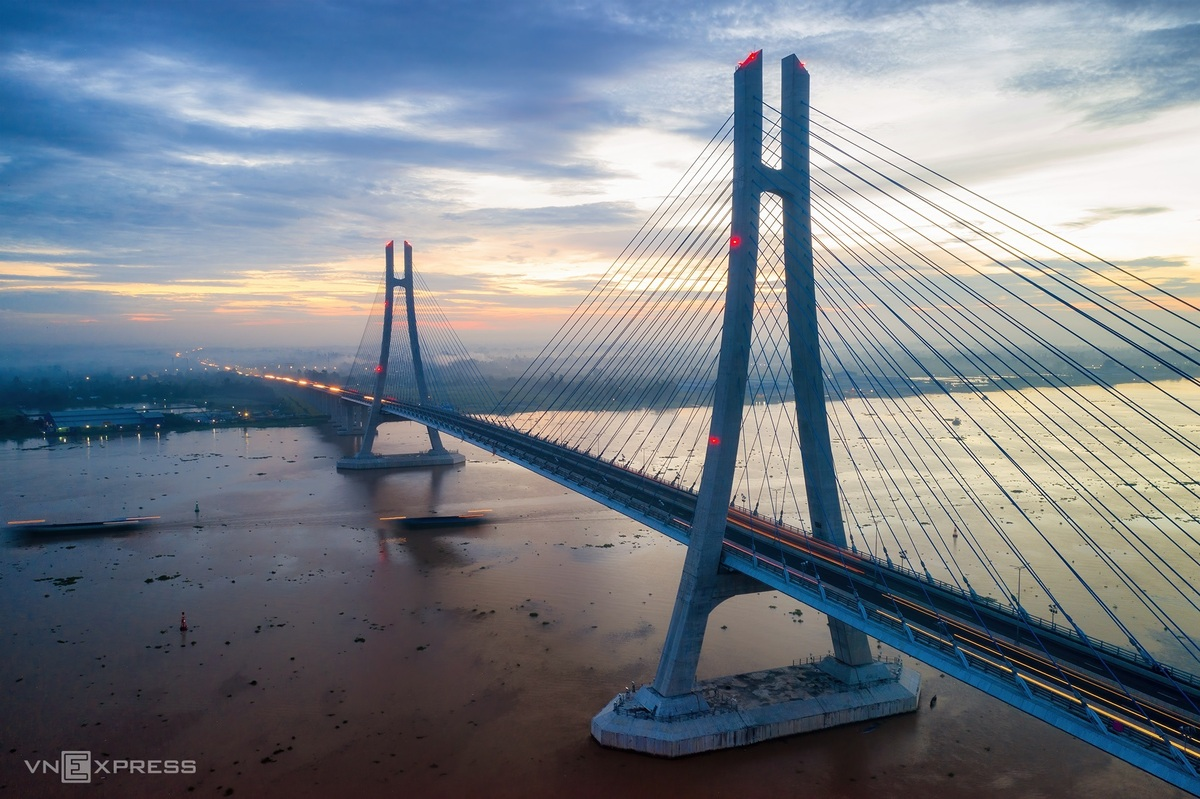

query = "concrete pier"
(592, 657), (920, 757)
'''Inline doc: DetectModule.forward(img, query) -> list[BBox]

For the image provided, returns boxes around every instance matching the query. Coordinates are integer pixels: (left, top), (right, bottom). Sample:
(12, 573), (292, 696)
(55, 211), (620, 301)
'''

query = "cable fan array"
(800, 105), (1200, 671)
(344, 270), (387, 396)
(492, 117), (737, 485)
(491, 102), (1200, 672)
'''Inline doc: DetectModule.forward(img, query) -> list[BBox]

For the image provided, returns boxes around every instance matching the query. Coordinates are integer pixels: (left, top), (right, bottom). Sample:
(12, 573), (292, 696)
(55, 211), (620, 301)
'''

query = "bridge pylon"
(592, 51), (919, 756)
(337, 240), (465, 470)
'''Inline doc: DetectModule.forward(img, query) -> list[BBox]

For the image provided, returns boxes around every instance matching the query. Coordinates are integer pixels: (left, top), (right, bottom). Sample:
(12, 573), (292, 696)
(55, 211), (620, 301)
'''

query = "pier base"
(336, 450), (466, 470)
(591, 658), (920, 757)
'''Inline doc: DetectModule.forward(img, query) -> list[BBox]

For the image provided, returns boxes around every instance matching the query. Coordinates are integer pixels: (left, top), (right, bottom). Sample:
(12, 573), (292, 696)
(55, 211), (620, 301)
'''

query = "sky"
(1, 0), (1197, 363)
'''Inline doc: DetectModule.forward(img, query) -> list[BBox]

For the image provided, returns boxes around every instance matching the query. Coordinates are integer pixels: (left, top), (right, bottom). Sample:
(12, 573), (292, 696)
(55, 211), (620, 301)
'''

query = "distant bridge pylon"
(337, 240), (465, 470)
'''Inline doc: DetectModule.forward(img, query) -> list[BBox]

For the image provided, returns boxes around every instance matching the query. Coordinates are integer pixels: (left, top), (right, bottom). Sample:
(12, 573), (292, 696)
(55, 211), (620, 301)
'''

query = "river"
(0, 422), (1186, 797)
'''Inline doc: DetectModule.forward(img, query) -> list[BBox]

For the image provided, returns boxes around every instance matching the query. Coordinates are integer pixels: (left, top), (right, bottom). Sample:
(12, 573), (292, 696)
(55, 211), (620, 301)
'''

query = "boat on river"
(5, 516), (160, 534)
(380, 510), (491, 530)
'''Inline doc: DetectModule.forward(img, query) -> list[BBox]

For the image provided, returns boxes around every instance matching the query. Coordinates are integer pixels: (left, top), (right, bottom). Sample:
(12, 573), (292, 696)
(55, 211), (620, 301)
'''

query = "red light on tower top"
(738, 51), (760, 69)
(385, 240), (394, 248)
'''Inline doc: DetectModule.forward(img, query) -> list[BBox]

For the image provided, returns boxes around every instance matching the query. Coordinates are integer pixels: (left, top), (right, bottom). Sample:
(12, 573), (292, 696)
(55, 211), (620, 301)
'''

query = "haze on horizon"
(1, 1), (1197, 364)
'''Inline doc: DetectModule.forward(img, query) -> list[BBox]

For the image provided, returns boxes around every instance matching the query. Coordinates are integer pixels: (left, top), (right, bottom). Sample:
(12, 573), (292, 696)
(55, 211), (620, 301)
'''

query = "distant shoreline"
(0, 412), (330, 443)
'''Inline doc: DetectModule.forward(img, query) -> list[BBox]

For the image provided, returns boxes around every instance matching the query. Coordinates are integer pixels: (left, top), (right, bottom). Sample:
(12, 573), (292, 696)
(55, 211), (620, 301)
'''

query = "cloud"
(1007, 19), (1200, 124)
(441, 201), (641, 228)
(1062, 206), (1172, 228)
(1121, 255), (1190, 269)
(0, 0), (1196, 353)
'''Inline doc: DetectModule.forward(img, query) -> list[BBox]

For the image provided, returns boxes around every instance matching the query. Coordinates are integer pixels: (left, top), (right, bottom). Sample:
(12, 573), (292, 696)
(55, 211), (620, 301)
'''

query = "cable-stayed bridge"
(246, 52), (1200, 794)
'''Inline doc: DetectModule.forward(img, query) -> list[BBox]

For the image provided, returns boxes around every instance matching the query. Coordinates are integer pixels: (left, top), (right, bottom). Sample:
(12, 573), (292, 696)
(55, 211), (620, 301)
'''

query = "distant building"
(42, 408), (166, 435)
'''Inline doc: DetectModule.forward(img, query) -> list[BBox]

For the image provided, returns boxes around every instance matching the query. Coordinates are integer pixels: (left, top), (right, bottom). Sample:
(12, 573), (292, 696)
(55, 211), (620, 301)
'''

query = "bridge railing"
(732, 503), (1200, 692)
(721, 540), (1200, 771)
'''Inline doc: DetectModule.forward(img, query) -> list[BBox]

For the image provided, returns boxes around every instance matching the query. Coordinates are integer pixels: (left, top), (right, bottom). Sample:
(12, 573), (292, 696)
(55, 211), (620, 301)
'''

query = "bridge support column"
(332, 400), (364, 436)
(337, 240), (464, 471)
(592, 51), (918, 756)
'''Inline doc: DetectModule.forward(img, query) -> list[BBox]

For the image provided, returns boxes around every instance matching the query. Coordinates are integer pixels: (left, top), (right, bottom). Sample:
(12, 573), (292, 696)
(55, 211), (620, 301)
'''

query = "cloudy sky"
(1, 0), (1197, 359)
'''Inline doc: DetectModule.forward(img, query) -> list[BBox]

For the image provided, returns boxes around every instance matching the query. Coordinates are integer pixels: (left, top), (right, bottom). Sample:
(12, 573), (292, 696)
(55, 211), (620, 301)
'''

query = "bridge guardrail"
(732, 501), (1200, 693)
(723, 540), (1200, 770)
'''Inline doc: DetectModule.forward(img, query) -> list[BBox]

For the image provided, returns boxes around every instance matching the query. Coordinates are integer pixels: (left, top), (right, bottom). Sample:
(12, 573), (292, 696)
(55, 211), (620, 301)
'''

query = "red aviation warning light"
(374, 365), (384, 374)
(708, 435), (721, 447)
(386, 240), (394, 248)
(730, 235), (742, 248)
(738, 51), (760, 69)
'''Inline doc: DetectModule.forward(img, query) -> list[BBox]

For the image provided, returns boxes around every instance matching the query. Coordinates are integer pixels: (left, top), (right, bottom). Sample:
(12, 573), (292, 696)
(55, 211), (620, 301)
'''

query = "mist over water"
(0, 421), (1188, 797)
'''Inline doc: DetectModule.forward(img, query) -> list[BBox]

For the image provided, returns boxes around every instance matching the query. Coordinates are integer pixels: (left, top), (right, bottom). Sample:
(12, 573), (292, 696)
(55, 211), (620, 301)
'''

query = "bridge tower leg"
(781, 55), (878, 675)
(331, 392), (365, 436)
(592, 52), (919, 756)
(337, 241), (465, 470)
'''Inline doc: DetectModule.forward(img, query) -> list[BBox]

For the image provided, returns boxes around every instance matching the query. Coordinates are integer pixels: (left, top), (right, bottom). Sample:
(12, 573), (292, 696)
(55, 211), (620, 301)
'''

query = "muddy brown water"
(0, 425), (1185, 798)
